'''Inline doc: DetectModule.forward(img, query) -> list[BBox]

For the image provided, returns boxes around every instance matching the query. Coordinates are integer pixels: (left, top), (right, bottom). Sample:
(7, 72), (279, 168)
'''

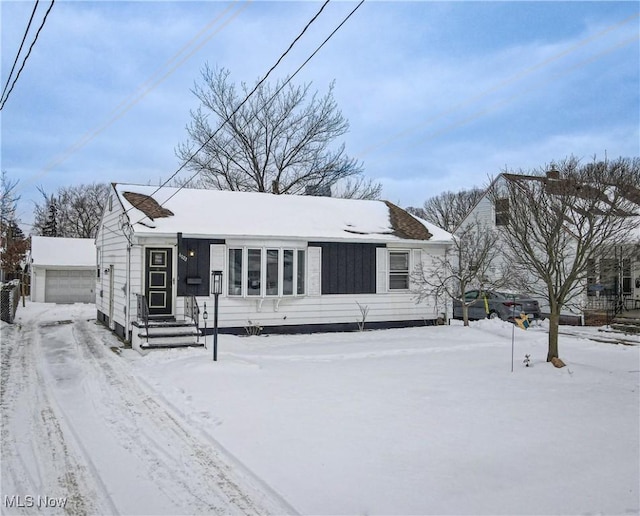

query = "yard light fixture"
(211, 270), (223, 361)
(211, 270), (223, 295)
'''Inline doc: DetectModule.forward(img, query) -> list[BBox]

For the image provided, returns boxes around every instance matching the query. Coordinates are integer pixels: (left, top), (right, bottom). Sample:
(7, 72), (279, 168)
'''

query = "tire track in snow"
(61, 318), (296, 515)
(1, 321), (104, 515)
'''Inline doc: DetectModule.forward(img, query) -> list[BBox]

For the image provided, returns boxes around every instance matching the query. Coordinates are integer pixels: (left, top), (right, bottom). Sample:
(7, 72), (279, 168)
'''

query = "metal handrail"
(185, 295), (200, 343)
(136, 294), (150, 346)
(606, 295), (625, 326)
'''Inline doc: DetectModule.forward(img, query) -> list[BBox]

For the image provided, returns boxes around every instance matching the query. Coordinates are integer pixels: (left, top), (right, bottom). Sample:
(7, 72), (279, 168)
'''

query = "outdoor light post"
(211, 270), (223, 361)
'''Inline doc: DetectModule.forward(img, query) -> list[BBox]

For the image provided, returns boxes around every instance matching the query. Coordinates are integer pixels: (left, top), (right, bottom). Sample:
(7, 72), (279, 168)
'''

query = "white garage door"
(45, 269), (96, 304)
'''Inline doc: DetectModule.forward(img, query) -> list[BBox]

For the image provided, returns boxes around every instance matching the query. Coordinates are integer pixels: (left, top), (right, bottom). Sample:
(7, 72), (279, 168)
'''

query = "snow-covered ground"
(2, 301), (639, 515)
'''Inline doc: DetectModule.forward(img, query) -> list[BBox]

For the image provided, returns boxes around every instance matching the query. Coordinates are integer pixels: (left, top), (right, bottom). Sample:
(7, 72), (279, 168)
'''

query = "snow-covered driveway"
(1, 303), (294, 515)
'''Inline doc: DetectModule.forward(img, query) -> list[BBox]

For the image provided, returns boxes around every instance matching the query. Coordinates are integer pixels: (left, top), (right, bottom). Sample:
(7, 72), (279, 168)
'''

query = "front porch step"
(608, 323), (640, 336)
(140, 341), (204, 349)
(133, 318), (203, 349)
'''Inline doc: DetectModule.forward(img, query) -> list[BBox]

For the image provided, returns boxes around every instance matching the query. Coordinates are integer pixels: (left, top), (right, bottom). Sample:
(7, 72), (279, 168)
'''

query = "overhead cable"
(0, 0), (55, 111)
(19, 0), (250, 191)
(127, 0), (344, 217)
(0, 0), (40, 105)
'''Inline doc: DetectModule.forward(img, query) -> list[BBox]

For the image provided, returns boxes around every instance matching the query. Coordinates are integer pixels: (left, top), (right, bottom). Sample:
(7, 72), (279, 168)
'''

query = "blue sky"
(1, 1), (638, 232)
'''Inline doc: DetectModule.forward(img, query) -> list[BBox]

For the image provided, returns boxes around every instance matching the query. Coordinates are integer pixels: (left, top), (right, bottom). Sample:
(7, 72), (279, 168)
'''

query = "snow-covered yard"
(2, 301), (638, 515)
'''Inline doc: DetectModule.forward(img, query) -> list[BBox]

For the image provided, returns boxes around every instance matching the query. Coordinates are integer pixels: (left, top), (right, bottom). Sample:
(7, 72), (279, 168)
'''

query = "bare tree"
(407, 188), (484, 232)
(0, 172), (29, 281)
(488, 156), (640, 362)
(176, 65), (380, 199)
(412, 217), (504, 326)
(33, 183), (109, 238)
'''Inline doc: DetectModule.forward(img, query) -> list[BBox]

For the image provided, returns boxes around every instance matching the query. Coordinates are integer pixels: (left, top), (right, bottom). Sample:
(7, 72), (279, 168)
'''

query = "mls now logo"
(4, 495), (68, 509)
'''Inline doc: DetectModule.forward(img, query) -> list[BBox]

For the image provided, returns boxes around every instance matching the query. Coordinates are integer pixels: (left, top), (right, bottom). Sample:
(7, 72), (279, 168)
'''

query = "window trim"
(495, 197), (509, 226)
(388, 250), (410, 291)
(227, 246), (306, 298)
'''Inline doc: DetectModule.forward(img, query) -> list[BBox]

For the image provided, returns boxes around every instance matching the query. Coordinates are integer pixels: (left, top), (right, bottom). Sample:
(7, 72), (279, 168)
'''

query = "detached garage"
(29, 236), (96, 304)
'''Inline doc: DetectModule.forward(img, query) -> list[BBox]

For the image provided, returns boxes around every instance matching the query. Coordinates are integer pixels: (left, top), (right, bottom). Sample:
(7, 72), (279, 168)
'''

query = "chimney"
(546, 168), (560, 180)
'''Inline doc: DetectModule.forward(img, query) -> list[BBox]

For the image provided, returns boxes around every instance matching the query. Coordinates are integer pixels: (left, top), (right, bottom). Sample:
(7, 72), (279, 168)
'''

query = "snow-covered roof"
(30, 236), (95, 267)
(115, 184), (453, 244)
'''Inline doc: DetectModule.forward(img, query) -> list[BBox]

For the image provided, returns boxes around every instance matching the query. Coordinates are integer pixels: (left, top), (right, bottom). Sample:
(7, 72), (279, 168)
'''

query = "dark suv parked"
(452, 290), (542, 321)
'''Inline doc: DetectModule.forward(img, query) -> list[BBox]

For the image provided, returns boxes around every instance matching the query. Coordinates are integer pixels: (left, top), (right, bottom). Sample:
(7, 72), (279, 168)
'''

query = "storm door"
(145, 248), (173, 316)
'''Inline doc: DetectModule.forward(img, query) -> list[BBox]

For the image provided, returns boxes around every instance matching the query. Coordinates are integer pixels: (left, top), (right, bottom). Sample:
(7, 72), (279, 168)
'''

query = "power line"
(0, 0), (55, 111)
(172, 0), (366, 197)
(0, 0), (40, 105)
(18, 1), (251, 192)
(128, 0), (351, 218)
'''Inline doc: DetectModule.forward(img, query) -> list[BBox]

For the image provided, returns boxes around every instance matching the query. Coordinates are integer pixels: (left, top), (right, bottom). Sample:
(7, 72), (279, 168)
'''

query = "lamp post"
(211, 270), (223, 361)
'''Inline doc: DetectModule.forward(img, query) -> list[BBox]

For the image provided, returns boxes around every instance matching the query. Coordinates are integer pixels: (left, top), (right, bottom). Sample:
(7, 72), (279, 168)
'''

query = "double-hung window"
(227, 247), (306, 297)
(389, 251), (409, 290)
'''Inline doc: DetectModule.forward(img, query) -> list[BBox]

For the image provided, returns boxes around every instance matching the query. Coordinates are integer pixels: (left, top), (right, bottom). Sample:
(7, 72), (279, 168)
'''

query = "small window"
(283, 250), (294, 296)
(266, 249), (279, 296)
(495, 198), (509, 226)
(587, 259), (596, 296)
(228, 249), (243, 296)
(389, 251), (409, 290)
(247, 249), (262, 296)
(297, 250), (306, 295)
(622, 258), (632, 294)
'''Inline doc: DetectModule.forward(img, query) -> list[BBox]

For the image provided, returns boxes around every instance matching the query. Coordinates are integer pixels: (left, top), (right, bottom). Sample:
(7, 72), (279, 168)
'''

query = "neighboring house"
(457, 171), (640, 323)
(95, 184), (453, 349)
(29, 236), (96, 303)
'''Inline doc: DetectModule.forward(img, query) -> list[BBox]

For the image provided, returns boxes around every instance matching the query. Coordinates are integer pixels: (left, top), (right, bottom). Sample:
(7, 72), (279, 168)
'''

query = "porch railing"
(586, 294), (625, 326)
(185, 295), (200, 344)
(136, 294), (150, 346)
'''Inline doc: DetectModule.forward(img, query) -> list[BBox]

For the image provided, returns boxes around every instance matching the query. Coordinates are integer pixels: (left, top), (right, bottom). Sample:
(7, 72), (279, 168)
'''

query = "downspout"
(126, 244), (131, 341)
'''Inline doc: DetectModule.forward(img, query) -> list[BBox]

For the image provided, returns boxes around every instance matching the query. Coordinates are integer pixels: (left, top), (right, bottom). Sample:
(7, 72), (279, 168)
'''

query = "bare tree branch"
(412, 217), (505, 326)
(176, 65), (380, 199)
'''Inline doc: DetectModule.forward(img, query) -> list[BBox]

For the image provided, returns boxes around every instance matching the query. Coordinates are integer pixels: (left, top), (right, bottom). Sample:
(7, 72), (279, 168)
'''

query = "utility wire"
(0, 0), (40, 105)
(170, 0), (366, 199)
(128, 0), (347, 218)
(19, 0), (250, 192)
(0, 0), (55, 111)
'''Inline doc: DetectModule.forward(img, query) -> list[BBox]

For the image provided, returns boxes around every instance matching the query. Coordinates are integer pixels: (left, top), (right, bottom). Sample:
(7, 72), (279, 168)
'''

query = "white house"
(95, 184), (453, 349)
(29, 236), (96, 303)
(456, 172), (640, 324)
